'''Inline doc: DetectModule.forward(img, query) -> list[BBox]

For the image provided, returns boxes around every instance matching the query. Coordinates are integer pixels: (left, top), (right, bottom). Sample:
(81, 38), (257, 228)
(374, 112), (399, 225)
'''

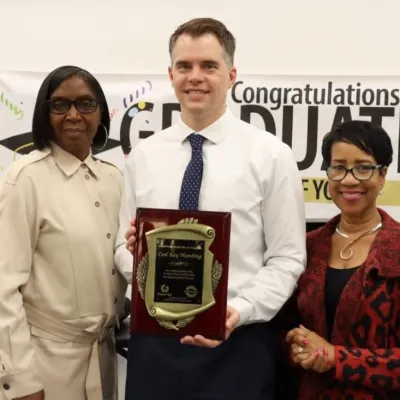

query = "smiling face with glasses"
(326, 141), (387, 215)
(48, 75), (101, 161)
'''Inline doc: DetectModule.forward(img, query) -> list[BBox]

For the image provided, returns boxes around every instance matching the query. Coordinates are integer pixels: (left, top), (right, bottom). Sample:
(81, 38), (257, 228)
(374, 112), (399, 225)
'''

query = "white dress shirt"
(115, 108), (306, 327)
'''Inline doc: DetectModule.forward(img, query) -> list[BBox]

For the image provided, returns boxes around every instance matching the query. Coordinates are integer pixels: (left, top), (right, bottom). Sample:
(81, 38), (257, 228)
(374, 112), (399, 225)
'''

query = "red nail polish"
(302, 340), (309, 345)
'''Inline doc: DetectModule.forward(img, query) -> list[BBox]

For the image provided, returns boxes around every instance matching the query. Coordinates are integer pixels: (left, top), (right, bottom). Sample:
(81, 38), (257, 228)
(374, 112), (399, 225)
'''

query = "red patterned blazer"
(295, 208), (400, 400)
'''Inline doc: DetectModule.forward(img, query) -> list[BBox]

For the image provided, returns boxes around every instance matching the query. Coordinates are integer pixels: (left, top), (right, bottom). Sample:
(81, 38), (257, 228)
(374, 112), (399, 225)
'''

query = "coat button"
(106, 233), (111, 239)
(112, 269), (116, 275)
(3, 383), (10, 390)
(95, 202), (100, 207)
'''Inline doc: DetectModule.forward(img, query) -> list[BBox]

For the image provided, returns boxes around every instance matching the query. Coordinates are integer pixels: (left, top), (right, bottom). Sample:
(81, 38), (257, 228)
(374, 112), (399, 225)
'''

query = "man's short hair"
(169, 17), (236, 66)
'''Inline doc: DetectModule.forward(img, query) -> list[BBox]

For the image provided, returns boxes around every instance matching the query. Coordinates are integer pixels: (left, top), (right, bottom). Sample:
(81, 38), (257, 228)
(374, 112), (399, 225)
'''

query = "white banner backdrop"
(1, 71), (400, 221)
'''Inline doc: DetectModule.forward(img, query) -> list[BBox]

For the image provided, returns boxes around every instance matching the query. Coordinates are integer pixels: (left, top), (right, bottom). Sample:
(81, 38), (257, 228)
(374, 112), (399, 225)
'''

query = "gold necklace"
(336, 222), (382, 260)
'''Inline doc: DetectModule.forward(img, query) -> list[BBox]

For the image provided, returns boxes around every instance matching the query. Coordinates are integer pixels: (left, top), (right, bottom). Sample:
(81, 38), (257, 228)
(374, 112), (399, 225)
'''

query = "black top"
(325, 266), (359, 340)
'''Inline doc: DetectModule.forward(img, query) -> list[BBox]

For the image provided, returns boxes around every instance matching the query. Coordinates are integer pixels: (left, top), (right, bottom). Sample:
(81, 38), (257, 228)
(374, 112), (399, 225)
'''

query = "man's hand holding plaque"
(125, 218), (137, 253)
(180, 305), (240, 347)
(127, 208), (232, 341)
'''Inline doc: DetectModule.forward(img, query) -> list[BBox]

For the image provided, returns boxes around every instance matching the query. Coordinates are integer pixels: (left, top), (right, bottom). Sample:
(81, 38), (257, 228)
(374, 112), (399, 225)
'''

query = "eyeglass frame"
(326, 164), (383, 181)
(46, 98), (99, 115)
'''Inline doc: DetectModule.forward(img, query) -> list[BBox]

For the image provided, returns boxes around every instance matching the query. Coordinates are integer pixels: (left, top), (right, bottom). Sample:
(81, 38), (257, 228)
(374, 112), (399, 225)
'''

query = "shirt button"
(85, 174), (90, 180)
(112, 269), (116, 275)
(106, 233), (111, 239)
(95, 202), (100, 207)
(3, 383), (10, 390)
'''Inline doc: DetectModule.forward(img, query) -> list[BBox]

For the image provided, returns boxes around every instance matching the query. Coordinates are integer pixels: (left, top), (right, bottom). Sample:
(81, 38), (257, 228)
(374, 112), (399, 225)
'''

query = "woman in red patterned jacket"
(284, 120), (400, 399)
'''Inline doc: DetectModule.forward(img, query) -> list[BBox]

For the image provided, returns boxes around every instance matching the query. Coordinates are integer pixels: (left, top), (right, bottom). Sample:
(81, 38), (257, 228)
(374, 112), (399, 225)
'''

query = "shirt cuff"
(0, 368), (43, 399)
(228, 297), (252, 327)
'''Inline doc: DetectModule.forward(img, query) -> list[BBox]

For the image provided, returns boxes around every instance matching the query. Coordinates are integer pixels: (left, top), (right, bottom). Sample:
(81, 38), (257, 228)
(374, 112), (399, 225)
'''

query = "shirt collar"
(176, 107), (233, 144)
(50, 142), (99, 177)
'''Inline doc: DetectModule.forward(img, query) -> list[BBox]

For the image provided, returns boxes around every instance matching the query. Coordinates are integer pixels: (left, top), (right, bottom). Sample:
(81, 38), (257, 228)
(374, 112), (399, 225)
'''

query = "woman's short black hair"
(321, 120), (393, 169)
(32, 65), (110, 150)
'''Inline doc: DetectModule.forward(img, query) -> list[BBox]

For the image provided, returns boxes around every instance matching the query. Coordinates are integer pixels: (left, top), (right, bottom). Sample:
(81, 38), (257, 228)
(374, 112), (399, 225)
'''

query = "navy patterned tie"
(179, 133), (205, 210)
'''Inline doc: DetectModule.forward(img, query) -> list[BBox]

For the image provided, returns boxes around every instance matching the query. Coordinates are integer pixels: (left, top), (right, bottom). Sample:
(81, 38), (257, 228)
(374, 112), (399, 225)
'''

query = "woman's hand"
(286, 325), (335, 373)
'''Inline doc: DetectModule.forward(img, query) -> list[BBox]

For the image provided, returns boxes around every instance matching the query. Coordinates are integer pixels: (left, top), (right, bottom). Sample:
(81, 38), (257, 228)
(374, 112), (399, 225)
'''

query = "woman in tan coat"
(0, 66), (127, 400)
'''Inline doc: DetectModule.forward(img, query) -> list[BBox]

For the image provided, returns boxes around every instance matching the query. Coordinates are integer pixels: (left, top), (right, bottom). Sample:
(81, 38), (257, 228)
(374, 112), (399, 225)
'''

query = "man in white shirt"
(115, 17), (306, 400)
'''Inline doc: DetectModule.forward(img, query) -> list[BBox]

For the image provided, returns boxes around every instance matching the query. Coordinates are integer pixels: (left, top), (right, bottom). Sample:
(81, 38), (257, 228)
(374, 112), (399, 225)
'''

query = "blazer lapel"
(330, 265), (365, 344)
(299, 220), (335, 338)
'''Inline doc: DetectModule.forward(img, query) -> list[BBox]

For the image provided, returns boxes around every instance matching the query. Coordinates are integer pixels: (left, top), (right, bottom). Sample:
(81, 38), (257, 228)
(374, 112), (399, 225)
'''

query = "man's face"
(169, 33), (236, 122)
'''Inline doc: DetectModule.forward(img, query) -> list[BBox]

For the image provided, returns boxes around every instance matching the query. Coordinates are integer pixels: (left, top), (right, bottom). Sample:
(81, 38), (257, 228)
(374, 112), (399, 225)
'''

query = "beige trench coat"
(0, 143), (127, 400)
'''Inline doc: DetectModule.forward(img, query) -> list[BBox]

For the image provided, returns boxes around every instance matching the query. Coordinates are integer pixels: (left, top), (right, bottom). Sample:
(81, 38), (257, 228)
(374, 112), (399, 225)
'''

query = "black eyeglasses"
(47, 98), (98, 114)
(326, 165), (382, 181)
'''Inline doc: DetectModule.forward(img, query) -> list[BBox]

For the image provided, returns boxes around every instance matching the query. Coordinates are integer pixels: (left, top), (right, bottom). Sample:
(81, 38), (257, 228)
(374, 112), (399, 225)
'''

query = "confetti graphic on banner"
(123, 81), (153, 108)
(0, 92), (25, 120)
(110, 109), (118, 120)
